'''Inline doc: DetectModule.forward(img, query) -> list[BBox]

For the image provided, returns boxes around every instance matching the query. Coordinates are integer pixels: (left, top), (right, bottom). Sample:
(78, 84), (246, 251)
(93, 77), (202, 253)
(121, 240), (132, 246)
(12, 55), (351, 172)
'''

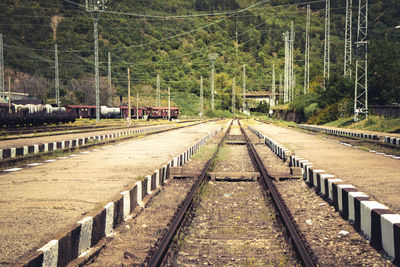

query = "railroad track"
(0, 119), (200, 141)
(148, 119), (316, 266)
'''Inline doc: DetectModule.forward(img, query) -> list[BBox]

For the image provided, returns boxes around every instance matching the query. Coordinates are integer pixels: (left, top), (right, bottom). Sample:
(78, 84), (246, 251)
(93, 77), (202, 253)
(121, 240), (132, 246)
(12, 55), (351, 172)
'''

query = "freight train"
(64, 105), (179, 120)
(0, 103), (179, 128)
(0, 103), (76, 127)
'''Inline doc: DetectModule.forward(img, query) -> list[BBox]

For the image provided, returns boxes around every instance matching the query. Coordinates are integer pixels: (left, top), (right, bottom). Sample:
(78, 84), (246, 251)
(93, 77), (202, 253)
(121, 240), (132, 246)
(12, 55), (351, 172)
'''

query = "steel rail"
(239, 120), (316, 267)
(147, 120), (233, 267)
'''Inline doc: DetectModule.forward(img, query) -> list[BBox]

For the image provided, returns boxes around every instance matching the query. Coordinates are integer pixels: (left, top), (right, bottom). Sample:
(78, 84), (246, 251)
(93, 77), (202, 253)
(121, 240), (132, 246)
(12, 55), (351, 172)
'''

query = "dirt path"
(251, 120), (400, 213)
(0, 121), (224, 265)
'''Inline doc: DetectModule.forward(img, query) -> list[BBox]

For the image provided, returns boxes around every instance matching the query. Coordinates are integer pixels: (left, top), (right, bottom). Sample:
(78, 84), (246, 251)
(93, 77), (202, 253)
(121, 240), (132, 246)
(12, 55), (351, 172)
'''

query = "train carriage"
(120, 106), (147, 119)
(147, 107), (179, 119)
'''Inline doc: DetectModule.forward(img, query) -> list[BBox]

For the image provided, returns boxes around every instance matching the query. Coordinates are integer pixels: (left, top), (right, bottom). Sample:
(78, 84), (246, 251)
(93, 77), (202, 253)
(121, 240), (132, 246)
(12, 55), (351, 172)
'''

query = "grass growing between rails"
(324, 116), (400, 133)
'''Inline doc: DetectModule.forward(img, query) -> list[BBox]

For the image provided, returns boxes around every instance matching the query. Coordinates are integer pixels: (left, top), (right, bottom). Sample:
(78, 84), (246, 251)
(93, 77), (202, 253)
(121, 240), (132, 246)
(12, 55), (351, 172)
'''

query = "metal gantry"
(354, 0), (369, 121)
(304, 5), (310, 94)
(323, 0), (330, 89)
(344, 0), (352, 78)
(86, 0), (107, 123)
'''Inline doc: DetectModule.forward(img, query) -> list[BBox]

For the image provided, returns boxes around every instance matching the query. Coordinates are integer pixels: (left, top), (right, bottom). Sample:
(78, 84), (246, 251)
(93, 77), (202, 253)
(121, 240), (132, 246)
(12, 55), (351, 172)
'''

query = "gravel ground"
(168, 121), (299, 266)
(246, 126), (394, 266)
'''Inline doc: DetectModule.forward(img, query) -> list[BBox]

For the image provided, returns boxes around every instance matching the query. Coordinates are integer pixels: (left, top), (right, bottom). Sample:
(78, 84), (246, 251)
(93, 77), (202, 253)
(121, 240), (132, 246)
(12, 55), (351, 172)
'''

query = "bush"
(304, 103), (319, 119)
(204, 109), (233, 118)
(307, 103), (339, 124)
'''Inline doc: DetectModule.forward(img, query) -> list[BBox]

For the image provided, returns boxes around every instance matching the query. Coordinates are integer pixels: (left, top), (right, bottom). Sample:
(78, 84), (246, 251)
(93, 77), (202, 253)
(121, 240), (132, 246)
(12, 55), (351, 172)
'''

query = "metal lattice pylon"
(344, 0), (352, 78)
(283, 31), (289, 103)
(354, 0), (368, 121)
(304, 5), (310, 94)
(289, 21), (295, 101)
(323, 0), (330, 89)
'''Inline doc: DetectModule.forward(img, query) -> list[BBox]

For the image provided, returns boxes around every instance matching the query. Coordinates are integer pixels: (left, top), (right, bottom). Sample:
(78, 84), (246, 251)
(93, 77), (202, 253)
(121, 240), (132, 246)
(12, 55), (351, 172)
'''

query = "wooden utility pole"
(108, 51), (112, 106)
(168, 87), (171, 120)
(55, 44), (60, 107)
(136, 91), (139, 120)
(200, 76), (203, 116)
(127, 67), (131, 120)
(8, 76), (11, 113)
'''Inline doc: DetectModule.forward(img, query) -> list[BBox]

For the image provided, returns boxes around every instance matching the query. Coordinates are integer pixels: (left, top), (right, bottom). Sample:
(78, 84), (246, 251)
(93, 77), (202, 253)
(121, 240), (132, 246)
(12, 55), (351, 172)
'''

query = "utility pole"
(156, 73), (160, 107)
(323, 0), (331, 89)
(127, 67), (131, 119)
(108, 51), (112, 106)
(8, 76), (11, 113)
(304, 5), (310, 94)
(0, 34), (4, 103)
(271, 63), (276, 107)
(289, 21), (295, 101)
(168, 87), (171, 120)
(232, 77), (235, 114)
(54, 44), (60, 107)
(86, 0), (107, 123)
(235, 13), (239, 62)
(279, 73), (283, 103)
(200, 76), (203, 116)
(344, 0), (352, 78)
(354, 0), (369, 121)
(283, 31), (289, 103)
(136, 91), (139, 120)
(242, 64), (246, 112)
(209, 53), (218, 110)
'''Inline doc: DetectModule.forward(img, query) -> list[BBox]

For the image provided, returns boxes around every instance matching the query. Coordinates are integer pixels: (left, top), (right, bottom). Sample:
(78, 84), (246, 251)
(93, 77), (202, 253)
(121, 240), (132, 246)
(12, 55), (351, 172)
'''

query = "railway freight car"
(147, 107), (179, 119)
(120, 106), (147, 119)
(65, 105), (96, 118)
(65, 105), (120, 119)
(0, 103), (75, 127)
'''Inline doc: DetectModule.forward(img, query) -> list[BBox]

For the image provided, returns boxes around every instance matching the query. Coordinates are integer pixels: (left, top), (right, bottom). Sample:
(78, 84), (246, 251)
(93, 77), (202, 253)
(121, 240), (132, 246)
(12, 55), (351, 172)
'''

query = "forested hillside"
(0, 0), (399, 116)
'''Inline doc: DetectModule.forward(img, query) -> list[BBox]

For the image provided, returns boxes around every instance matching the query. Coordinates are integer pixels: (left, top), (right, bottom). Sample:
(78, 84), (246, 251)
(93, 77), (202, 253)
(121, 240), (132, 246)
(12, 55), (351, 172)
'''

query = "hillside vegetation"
(0, 0), (399, 117)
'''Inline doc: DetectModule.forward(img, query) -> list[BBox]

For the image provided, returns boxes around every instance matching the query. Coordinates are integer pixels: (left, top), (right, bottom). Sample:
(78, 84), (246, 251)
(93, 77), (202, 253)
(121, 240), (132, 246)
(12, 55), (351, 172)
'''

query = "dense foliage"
(0, 0), (399, 116)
